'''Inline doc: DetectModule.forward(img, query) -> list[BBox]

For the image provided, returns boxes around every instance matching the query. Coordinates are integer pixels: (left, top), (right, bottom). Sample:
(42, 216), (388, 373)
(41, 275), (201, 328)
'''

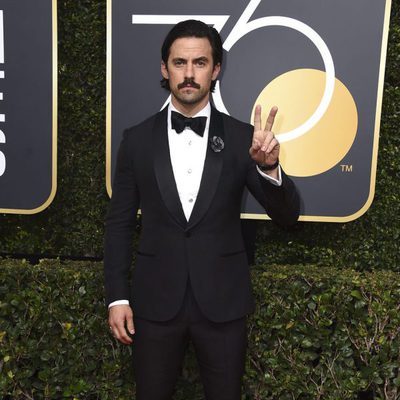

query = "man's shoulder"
(213, 108), (253, 140)
(123, 109), (165, 139)
(214, 107), (253, 131)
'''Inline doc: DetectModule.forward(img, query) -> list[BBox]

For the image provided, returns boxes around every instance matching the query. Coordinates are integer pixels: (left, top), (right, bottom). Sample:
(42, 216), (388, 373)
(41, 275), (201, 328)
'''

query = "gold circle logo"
(252, 68), (358, 177)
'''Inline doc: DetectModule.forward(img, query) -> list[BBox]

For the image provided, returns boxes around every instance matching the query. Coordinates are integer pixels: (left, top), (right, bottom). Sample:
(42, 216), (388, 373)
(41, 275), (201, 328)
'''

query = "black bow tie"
(171, 111), (207, 137)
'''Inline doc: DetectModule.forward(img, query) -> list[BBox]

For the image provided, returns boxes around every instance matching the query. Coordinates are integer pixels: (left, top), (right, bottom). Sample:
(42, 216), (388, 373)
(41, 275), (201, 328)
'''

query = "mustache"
(177, 78), (200, 89)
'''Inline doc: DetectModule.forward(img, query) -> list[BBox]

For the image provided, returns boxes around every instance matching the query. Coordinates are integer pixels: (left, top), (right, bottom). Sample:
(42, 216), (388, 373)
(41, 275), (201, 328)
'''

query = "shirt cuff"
(256, 164), (282, 186)
(108, 300), (130, 309)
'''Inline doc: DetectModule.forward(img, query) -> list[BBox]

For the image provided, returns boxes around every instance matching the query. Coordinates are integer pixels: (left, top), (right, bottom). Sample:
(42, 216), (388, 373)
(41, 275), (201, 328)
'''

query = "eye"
(196, 59), (207, 67)
(173, 59), (185, 66)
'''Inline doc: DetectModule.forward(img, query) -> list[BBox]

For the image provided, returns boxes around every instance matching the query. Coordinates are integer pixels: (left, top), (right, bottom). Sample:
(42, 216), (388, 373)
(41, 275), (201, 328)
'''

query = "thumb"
(126, 312), (135, 335)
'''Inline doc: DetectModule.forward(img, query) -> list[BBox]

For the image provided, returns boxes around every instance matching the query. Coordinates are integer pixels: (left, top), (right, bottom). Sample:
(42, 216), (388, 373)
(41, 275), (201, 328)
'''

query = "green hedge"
(1, 260), (399, 399)
(0, 1), (399, 270)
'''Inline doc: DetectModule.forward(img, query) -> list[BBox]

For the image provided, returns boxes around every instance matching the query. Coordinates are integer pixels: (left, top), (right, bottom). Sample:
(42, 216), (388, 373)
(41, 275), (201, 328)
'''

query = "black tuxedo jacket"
(104, 106), (300, 323)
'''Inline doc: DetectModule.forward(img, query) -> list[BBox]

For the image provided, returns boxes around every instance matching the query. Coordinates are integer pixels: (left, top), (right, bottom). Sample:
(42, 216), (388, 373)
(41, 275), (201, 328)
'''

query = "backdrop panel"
(107, 0), (391, 222)
(0, 0), (57, 214)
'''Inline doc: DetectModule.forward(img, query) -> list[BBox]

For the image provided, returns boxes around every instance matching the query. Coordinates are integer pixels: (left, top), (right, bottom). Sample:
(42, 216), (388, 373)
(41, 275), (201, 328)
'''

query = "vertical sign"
(107, 0), (392, 222)
(0, 10), (5, 177)
(0, 1), (57, 214)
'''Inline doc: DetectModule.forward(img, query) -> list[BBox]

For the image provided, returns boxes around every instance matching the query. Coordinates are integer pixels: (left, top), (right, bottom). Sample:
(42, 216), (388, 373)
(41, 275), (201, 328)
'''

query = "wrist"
(257, 158), (279, 171)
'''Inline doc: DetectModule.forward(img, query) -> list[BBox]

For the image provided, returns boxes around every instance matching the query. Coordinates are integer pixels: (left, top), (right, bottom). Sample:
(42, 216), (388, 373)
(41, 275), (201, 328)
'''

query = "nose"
(184, 62), (194, 78)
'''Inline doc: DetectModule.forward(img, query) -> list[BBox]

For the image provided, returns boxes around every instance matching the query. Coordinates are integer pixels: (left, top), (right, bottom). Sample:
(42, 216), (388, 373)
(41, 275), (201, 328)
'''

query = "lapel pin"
(209, 136), (224, 153)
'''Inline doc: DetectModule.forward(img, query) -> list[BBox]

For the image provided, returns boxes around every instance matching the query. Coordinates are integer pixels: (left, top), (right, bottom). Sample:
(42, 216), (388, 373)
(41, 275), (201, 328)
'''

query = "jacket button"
(185, 231), (191, 238)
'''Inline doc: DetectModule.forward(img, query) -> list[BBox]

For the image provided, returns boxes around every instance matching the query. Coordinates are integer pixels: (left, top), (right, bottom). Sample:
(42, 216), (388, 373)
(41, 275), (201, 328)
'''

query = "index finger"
(253, 104), (262, 132)
(264, 106), (278, 132)
(116, 326), (133, 345)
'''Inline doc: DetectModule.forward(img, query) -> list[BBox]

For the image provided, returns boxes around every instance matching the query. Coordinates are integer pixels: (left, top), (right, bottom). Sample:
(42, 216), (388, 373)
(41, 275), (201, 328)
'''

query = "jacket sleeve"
(245, 154), (300, 228)
(104, 130), (140, 306)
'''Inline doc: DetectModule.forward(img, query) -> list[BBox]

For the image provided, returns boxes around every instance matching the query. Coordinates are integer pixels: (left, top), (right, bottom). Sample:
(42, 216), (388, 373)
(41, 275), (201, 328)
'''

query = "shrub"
(1, 260), (399, 399)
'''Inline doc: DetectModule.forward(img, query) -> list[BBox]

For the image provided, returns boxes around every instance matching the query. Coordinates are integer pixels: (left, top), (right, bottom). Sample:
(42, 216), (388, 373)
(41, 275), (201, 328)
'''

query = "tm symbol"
(340, 164), (353, 172)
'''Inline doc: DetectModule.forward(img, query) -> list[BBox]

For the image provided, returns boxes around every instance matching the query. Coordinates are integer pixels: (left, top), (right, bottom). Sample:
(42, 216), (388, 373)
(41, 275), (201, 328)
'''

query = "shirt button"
(189, 198), (193, 203)
(187, 168), (192, 174)
(188, 140), (192, 146)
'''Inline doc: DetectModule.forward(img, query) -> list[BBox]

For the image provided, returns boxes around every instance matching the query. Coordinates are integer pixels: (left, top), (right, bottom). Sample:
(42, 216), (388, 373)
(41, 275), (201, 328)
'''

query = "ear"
(211, 63), (221, 81)
(161, 61), (169, 79)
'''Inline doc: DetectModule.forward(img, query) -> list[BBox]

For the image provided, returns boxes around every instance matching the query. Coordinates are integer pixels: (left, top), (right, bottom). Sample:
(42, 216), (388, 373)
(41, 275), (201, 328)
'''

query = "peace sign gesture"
(249, 105), (280, 170)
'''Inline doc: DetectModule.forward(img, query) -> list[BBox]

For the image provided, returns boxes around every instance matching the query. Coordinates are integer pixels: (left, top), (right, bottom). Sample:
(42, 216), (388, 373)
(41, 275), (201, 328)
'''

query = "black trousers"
(132, 280), (248, 400)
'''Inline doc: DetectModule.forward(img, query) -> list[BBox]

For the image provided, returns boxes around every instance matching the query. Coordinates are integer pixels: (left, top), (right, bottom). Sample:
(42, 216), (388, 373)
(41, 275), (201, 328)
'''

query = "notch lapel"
(187, 107), (225, 230)
(153, 108), (187, 229)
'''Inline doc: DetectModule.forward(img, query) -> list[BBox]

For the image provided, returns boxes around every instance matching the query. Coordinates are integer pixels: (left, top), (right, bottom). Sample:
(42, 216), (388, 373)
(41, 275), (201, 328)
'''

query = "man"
(104, 20), (300, 400)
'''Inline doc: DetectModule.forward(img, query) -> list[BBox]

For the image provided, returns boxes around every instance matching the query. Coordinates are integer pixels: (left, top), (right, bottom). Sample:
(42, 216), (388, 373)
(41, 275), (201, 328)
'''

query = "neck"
(170, 96), (210, 117)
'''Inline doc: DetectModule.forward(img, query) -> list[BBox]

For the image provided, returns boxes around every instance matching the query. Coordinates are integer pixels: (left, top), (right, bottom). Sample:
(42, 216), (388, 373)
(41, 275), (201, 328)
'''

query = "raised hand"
(249, 105), (280, 170)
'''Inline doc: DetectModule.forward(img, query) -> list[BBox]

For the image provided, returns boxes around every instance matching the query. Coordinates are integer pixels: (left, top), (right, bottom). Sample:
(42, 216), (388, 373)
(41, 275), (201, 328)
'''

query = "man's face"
(161, 37), (221, 114)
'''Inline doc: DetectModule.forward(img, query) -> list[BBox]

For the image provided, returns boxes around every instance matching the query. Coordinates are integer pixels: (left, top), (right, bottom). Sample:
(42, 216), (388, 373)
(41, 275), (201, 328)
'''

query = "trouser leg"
(184, 283), (248, 400)
(132, 316), (189, 400)
(190, 317), (247, 400)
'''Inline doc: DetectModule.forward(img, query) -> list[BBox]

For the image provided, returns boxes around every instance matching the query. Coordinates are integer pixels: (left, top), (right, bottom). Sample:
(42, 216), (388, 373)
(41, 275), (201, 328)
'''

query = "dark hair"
(160, 20), (223, 92)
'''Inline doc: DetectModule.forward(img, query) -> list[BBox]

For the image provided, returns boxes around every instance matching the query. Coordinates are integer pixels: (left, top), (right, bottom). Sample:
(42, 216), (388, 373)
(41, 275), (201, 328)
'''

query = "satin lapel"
(153, 108), (187, 229)
(187, 107), (224, 230)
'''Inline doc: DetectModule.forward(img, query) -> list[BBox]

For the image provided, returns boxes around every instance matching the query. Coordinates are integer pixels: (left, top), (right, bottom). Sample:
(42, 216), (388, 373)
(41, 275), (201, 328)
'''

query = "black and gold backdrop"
(0, 0), (398, 270)
(0, 1), (399, 399)
(108, 0), (391, 222)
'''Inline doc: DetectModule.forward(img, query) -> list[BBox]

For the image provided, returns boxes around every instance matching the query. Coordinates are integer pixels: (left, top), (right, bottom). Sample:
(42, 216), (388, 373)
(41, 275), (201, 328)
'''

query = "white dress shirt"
(168, 102), (211, 221)
(108, 102), (282, 308)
